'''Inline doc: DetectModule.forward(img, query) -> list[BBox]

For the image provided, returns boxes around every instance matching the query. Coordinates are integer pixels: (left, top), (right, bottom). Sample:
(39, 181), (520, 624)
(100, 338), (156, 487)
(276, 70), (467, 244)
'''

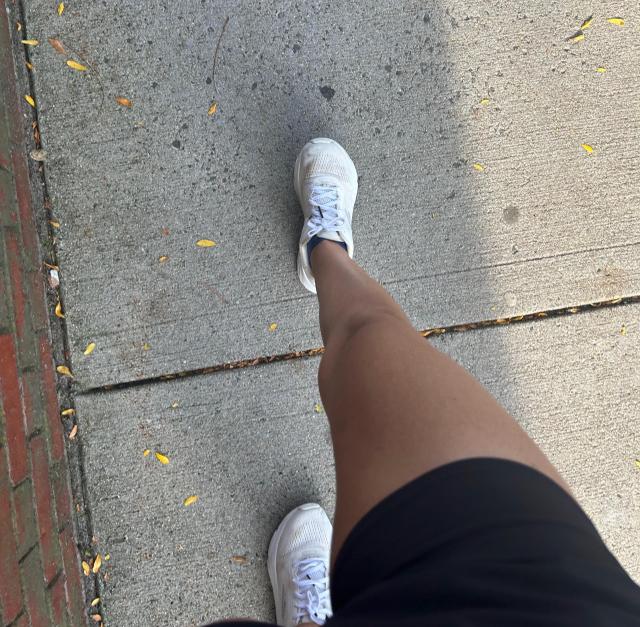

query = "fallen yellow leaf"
(183, 495), (199, 506)
(84, 342), (96, 356)
(143, 449), (150, 457)
(26, 61), (33, 71)
(55, 302), (64, 318)
(142, 342), (151, 351)
(57, 2), (65, 16)
(635, 459), (640, 469)
(67, 60), (88, 71)
(208, 101), (218, 116)
(21, 39), (39, 46)
(61, 408), (75, 417)
(105, 554), (110, 560)
(155, 452), (170, 465)
(56, 365), (73, 377)
(580, 16), (594, 30)
(472, 163), (485, 172)
(24, 95), (35, 108)
(82, 561), (90, 576)
(268, 322), (278, 332)
(68, 424), (78, 440)
(313, 403), (323, 414)
(607, 17), (624, 26)
(568, 32), (585, 43)
(595, 67), (607, 73)
(620, 325), (627, 336)
(92, 554), (102, 573)
(479, 98), (490, 106)
(48, 37), (66, 54)
(49, 220), (60, 227)
(196, 239), (216, 247)
(581, 143), (594, 154)
(16, 22), (22, 31)
(115, 96), (133, 108)
(91, 598), (100, 607)
(158, 255), (169, 263)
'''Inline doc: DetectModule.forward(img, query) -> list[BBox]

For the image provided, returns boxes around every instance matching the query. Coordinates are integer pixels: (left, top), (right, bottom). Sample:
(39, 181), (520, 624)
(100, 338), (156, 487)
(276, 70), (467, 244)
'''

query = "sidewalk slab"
(21, 0), (640, 388)
(76, 305), (640, 626)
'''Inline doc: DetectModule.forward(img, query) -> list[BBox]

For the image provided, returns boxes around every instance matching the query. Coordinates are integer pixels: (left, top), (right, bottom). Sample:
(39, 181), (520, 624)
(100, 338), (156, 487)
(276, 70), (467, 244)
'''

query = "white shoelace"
(306, 186), (345, 240)
(292, 558), (331, 625)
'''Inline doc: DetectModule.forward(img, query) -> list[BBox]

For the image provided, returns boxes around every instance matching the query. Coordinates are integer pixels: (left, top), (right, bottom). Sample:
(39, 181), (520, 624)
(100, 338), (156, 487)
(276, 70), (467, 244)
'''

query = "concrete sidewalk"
(3, 0), (640, 625)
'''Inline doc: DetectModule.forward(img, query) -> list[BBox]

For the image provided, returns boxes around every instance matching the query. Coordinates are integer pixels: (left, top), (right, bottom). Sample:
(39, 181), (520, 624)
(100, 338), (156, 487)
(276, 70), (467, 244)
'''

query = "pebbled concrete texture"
(76, 305), (640, 626)
(21, 0), (640, 388)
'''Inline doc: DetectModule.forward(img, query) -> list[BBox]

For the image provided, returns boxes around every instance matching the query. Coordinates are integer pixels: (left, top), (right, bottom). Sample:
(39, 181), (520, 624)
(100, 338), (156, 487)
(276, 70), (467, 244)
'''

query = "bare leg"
(312, 240), (570, 562)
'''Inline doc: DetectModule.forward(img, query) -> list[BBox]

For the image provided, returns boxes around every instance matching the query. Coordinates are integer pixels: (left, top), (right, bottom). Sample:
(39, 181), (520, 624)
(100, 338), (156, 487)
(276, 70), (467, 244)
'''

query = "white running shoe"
(267, 503), (333, 626)
(294, 138), (358, 293)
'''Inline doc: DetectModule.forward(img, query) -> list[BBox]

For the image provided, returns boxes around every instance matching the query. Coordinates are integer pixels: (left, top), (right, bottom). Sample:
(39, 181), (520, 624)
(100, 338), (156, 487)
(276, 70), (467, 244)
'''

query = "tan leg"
(311, 240), (570, 562)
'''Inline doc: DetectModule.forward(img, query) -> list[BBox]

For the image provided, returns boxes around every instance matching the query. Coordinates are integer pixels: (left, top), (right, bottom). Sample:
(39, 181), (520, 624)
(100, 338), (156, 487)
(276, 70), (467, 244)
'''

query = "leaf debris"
(115, 96), (133, 108)
(581, 143), (594, 154)
(183, 495), (199, 506)
(607, 17), (624, 26)
(595, 66), (607, 73)
(24, 95), (35, 108)
(230, 555), (248, 565)
(155, 452), (170, 465)
(55, 302), (65, 318)
(143, 449), (150, 457)
(84, 342), (96, 355)
(472, 163), (485, 172)
(567, 31), (585, 43)
(68, 424), (78, 440)
(67, 59), (88, 71)
(196, 239), (216, 247)
(268, 322), (278, 332)
(58, 2), (65, 16)
(56, 365), (73, 377)
(82, 561), (90, 576)
(21, 39), (39, 46)
(479, 98), (490, 106)
(159, 255), (169, 263)
(208, 101), (218, 116)
(91, 598), (100, 607)
(580, 16), (594, 30)
(92, 554), (102, 573)
(48, 37), (66, 54)
(61, 408), (76, 417)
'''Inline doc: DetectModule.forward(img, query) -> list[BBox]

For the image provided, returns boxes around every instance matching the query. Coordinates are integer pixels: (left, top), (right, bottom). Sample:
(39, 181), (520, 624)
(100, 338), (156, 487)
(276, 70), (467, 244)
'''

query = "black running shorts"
(213, 458), (640, 626)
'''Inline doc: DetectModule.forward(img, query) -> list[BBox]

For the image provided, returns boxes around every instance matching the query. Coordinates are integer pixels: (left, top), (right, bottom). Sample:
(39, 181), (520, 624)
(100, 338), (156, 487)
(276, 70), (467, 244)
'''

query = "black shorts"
(215, 459), (640, 626)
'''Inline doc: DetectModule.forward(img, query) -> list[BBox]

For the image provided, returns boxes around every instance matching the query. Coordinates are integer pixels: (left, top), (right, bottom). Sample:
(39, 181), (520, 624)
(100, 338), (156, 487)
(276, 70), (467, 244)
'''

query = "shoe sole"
(294, 138), (357, 294)
(267, 503), (324, 626)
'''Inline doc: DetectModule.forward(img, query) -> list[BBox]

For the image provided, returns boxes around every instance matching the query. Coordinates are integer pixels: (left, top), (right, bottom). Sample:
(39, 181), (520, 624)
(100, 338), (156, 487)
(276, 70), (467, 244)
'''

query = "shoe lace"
(306, 186), (345, 239)
(292, 558), (331, 625)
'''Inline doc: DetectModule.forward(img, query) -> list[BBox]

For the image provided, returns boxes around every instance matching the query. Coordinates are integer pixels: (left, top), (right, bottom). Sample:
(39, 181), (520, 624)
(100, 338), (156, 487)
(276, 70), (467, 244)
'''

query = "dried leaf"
(580, 16), (594, 30)
(595, 66), (607, 73)
(91, 615), (101, 623)
(82, 561), (91, 576)
(142, 342), (151, 351)
(57, 2), (65, 16)
(84, 342), (96, 355)
(472, 163), (485, 172)
(196, 239), (216, 247)
(24, 95), (35, 108)
(143, 449), (150, 457)
(479, 98), (490, 106)
(183, 495), (199, 506)
(268, 322), (278, 332)
(49, 220), (60, 228)
(581, 143), (594, 154)
(67, 59), (88, 71)
(92, 554), (102, 573)
(16, 22), (22, 31)
(208, 101), (218, 116)
(61, 408), (76, 417)
(30, 149), (47, 162)
(91, 598), (100, 607)
(230, 555), (248, 565)
(55, 302), (65, 318)
(48, 37), (66, 54)
(115, 96), (133, 108)
(68, 424), (78, 440)
(105, 554), (110, 560)
(620, 325), (627, 336)
(21, 39), (39, 46)
(155, 452), (170, 465)
(313, 403), (323, 414)
(56, 365), (73, 377)
(158, 255), (169, 263)
(568, 31), (585, 43)
(170, 401), (179, 409)
(607, 17), (624, 26)
(26, 61), (33, 71)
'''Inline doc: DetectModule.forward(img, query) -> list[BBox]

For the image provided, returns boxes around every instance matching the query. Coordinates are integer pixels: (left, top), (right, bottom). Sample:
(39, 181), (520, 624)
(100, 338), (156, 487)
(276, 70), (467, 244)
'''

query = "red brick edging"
(0, 3), (87, 625)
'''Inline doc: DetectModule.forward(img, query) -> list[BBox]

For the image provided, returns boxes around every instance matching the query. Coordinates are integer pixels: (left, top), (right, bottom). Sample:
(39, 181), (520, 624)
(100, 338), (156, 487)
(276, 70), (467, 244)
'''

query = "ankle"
(308, 236), (348, 268)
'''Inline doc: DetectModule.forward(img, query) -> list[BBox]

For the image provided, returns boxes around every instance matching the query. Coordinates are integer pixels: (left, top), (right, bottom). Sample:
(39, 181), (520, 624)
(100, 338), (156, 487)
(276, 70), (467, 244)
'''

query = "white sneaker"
(294, 138), (358, 293)
(267, 503), (333, 626)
